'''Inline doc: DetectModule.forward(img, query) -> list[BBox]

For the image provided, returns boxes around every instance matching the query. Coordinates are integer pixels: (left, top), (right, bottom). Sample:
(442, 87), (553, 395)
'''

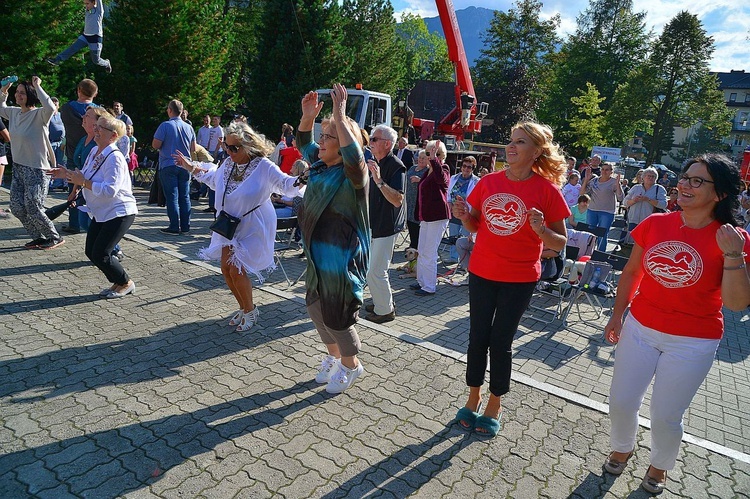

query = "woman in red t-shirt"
(451, 122), (570, 437)
(603, 154), (750, 494)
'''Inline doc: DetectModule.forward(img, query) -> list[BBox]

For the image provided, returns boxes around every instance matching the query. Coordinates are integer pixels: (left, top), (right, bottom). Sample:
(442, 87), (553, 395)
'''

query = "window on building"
(729, 93), (737, 102)
(733, 135), (743, 146)
(745, 93), (750, 103)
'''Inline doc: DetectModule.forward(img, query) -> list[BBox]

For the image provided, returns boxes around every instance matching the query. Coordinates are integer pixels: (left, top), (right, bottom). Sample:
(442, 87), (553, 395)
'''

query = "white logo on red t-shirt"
(483, 193), (527, 236)
(643, 241), (703, 288)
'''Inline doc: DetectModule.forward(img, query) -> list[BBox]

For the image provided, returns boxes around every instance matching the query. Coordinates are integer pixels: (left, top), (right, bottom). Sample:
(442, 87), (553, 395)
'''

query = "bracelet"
(723, 264), (746, 270)
(723, 252), (747, 259)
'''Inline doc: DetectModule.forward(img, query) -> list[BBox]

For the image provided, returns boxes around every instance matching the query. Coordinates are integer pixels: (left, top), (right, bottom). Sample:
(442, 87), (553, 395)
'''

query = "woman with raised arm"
(0, 76), (62, 249)
(173, 122), (302, 332)
(296, 83), (370, 394)
(451, 122), (570, 438)
(603, 154), (750, 494)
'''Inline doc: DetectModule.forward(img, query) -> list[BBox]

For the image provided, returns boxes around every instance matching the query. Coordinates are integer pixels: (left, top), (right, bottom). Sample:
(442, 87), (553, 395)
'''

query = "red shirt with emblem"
(630, 212), (750, 339)
(466, 171), (570, 282)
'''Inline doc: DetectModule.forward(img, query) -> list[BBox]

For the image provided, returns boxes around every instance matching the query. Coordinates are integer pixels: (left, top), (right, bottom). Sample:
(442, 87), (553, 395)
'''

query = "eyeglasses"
(679, 174), (714, 188)
(370, 137), (385, 143)
(225, 143), (242, 153)
(94, 124), (114, 133)
(461, 164), (473, 169)
(319, 133), (338, 142)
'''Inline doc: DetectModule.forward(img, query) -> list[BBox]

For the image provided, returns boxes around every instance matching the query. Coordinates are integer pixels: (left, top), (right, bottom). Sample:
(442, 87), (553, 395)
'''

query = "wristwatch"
(377, 181), (385, 188)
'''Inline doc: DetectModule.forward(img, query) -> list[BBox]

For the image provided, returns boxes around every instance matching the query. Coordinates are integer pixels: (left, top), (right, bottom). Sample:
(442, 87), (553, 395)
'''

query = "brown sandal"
(603, 450), (633, 475)
(641, 465), (667, 494)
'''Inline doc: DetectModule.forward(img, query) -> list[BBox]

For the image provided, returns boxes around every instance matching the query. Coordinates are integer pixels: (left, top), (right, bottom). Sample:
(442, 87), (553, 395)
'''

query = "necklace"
(232, 161), (251, 181)
(680, 212), (713, 229)
(506, 168), (533, 181)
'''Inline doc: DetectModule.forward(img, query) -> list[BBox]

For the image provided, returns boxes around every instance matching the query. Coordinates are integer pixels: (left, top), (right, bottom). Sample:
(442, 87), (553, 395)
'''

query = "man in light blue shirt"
(152, 99), (196, 234)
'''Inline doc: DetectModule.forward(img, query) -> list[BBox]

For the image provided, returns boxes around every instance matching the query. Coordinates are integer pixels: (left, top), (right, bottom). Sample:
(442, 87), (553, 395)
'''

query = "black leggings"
(85, 215), (135, 285)
(466, 273), (536, 397)
(407, 220), (420, 250)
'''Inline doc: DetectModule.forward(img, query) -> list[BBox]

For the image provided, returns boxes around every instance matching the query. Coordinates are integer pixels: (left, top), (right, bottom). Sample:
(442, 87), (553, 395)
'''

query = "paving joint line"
(51, 221), (748, 466)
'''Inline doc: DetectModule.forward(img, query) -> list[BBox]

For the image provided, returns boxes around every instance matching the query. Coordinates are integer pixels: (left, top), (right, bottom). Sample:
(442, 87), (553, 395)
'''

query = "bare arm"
(604, 244), (645, 343)
(717, 225), (750, 311)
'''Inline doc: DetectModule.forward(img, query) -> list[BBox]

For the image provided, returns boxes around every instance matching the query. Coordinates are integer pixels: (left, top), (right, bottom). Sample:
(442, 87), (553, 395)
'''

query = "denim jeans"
(447, 220), (468, 261)
(586, 209), (615, 252)
(159, 165), (191, 232)
(55, 35), (110, 69)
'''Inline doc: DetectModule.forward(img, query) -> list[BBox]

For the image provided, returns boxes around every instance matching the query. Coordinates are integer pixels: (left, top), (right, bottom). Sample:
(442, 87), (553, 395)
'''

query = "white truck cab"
(313, 88), (392, 141)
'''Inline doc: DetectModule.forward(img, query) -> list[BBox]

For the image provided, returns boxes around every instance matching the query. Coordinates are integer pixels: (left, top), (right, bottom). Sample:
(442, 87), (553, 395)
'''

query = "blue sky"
(391, 0), (750, 73)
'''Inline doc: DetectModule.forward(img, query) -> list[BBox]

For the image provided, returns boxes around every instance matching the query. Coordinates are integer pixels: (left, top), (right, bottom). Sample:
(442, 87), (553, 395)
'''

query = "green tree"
(247, 0), (346, 135)
(106, 0), (236, 140)
(639, 12), (727, 164)
(338, 0), (405, 96)
(0, 0), (93, 99)
(472, 0), (560, 142)
(395, 13), (452, 90)
(539, 0), (649, 145)
(569, 82), (605, 151)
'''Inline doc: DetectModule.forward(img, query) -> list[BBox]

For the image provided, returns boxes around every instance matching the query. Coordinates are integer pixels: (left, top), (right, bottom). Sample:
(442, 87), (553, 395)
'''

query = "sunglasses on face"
(370, 137), (385, 143)
(225, 144), (241, 153)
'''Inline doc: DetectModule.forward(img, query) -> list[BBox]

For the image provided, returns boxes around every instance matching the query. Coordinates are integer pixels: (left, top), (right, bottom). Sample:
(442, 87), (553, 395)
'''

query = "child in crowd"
(47, 0), (112, 73)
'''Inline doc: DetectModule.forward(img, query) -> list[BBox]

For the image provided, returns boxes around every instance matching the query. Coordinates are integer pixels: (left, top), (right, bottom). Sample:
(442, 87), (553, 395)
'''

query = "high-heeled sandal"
(228, 310), (244, 326)
(236, 307), (259, 332)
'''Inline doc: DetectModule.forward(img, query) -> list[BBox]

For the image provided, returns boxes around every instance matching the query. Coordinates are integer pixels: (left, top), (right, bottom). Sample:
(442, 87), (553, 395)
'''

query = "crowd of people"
(1, 69), (749, 494)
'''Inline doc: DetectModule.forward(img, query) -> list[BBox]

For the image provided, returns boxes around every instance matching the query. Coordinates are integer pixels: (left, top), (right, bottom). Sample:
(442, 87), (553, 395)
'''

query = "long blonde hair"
(512, 122), (567, 187)
(225, 121), (275, 158)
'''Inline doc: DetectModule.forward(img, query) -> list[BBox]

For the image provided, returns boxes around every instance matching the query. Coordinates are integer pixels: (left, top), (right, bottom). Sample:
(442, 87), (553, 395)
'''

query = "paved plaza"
(1, 186), (749, 498)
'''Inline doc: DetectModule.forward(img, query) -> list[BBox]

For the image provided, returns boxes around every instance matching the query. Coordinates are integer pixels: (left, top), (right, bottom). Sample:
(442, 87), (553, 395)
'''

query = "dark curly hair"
(683, 153), (741, 226)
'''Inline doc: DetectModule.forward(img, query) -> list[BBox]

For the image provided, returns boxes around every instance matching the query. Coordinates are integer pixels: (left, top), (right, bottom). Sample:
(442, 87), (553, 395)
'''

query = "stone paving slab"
(0, 188), (749, 497)
(87, 186), (750, 457)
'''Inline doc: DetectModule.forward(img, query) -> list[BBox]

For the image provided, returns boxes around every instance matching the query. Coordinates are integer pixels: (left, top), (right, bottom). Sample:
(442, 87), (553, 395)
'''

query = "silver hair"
(372, 124), (397, 144)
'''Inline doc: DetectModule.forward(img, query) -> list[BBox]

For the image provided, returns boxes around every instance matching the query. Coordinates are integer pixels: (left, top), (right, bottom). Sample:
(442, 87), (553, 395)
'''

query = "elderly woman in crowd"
(452, 122), (570, 438)
(174, 122), (302, 332)
(53, 114), (137, 298)
(412, 139), (450, 295)
(405, 149), (429, 249)
(296, 83), (369, 394)
(622, 166), (667, 233)
(603, 154), (750, 493)
(0, 76), (63, 249)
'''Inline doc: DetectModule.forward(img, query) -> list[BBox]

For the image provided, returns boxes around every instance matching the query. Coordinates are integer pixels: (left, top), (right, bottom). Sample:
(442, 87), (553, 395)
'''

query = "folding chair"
(525, 245), (579, 325)
(560, 250), (628, 329)
(610, 218), (628, 251)
(273, 217), (299, 287)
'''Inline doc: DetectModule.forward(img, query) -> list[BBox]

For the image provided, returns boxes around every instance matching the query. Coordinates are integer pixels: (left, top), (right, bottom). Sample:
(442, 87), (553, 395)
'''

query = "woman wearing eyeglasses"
(174, 122), (302, 332)
(296, 84), (369, 394)
(56, 114), (138, 298)
(603, 154), (750, 494)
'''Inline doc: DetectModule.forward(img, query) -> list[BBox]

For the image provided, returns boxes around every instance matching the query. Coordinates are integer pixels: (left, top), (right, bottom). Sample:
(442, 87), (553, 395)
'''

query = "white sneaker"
(325, 362), (364, 394)
(315, 355), (340, 384)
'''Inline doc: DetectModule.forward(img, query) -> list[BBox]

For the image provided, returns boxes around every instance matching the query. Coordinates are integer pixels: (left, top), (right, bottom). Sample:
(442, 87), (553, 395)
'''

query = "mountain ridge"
(422, 6), (497, 67)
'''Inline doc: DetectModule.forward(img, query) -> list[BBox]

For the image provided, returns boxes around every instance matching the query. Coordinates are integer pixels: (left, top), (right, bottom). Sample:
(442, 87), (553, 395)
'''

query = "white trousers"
(416, 219), (449, 293)
(366, 233), (397, 315)
(609, 315), (719, 470)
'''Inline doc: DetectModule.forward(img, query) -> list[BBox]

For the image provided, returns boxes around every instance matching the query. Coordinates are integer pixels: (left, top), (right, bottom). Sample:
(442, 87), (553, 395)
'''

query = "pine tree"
(106, 0), (236, 139)
(247, 0), (347, 136)
(472, 0), (559, 143)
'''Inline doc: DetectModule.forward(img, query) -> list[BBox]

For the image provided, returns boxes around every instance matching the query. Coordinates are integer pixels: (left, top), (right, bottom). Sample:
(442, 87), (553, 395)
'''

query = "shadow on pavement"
(0, 260), (90, 279)
(320, 427), (474, 498)
(0, 382), (330, 497)
(0, 318), (307, 402)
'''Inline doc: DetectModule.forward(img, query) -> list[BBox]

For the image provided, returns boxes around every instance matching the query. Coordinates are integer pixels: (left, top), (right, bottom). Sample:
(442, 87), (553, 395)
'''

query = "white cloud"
(391, 0), (750, 71)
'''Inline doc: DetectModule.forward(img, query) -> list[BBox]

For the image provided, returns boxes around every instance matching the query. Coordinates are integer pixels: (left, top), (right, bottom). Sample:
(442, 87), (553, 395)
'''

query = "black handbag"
(209, 162), (261, 239)
(45, 199), (75, 221)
